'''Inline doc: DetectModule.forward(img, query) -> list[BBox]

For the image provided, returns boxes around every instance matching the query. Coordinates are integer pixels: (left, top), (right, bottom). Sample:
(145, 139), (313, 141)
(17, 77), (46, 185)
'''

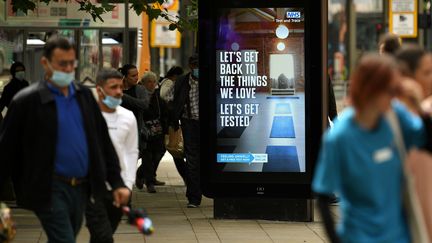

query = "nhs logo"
(286, 11), (301, 19)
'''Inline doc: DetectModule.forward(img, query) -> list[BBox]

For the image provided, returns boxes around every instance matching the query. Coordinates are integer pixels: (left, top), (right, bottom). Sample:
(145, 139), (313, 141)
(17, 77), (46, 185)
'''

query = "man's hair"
(96, 68), (124, 86)
(379, 33), (401, 55)
(140, 71), (157, 84)
(166, 66), (184, 77)
(118, 64), (137, 77)
(43, 37), (75, 60)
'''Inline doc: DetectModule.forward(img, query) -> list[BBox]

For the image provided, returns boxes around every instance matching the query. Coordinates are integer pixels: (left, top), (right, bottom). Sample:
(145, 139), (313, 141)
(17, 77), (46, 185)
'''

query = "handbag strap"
(386, 109), (406, 160)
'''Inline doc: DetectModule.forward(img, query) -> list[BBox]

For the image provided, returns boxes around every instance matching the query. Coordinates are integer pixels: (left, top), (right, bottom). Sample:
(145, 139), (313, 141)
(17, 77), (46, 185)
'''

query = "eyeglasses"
(53, 60), (78, 68)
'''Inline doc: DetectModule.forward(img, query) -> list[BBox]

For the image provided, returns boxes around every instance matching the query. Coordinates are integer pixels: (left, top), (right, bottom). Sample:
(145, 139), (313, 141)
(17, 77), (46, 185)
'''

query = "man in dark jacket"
(172, 54), (201, 208)
(0, 38), (130, 243)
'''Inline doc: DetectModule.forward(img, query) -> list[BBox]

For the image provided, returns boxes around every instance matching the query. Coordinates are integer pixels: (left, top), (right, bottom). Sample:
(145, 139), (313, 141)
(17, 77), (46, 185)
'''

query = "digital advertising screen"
(200, 0), (324, 198)
(215, 8), (306, 173)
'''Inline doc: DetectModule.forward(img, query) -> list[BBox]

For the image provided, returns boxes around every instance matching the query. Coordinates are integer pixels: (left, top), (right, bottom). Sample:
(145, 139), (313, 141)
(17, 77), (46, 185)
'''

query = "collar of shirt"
(189, 74), (198, 85)
(46, 81), (75, 98)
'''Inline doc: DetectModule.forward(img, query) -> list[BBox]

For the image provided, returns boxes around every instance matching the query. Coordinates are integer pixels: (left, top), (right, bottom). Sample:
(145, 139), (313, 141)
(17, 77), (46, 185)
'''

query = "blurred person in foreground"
(160, 66), (189, 183)
(0, 37), (130, 243)
(395, 44), (432, 115)
(135, 71), (168, 193)
(313, 54), (427, 243)
(85, 68), (138, 243)
(173, 54), (201, 208)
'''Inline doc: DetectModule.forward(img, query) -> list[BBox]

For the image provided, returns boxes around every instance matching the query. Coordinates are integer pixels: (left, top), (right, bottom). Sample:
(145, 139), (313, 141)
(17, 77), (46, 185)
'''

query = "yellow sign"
(150, 13), (181, 48)
(153, 0), (179, 12)
(389, 0), (418, 38)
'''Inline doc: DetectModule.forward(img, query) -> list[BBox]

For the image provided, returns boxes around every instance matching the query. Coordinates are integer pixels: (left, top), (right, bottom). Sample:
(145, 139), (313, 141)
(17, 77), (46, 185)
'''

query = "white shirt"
(102, 106), (139, 190)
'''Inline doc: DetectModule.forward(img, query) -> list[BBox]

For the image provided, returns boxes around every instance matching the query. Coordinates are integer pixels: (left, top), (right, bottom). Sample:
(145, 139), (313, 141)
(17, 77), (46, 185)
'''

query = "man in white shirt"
(85, 68), (139, 243)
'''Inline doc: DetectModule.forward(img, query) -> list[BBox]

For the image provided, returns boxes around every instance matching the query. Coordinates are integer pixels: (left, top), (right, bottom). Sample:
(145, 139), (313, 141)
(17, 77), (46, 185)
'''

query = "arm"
(0, 98), (25, 190)
(328, 78), (338, 121)
(121, 93), (150, 112)
(394, 102), (426, 148)
(312, 132), (342, 242)
(317, 194), (340, 243)
(123, 115), (139, 190)
(0, 85), (12, 112)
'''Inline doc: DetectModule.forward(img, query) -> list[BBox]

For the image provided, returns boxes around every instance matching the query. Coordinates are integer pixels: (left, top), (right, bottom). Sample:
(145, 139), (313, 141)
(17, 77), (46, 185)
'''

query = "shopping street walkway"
(9, 153), (336, 243)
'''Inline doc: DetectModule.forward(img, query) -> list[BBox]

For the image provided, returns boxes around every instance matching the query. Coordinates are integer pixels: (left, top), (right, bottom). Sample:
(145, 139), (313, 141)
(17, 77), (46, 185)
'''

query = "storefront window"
(80, 30), (99, 83)
(0, 30), (24, 92)
(328, 0), (348, 82)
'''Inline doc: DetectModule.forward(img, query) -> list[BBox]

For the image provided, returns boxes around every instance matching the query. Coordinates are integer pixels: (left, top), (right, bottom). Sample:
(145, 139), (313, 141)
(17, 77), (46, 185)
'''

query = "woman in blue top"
(313, 54), (427, 243)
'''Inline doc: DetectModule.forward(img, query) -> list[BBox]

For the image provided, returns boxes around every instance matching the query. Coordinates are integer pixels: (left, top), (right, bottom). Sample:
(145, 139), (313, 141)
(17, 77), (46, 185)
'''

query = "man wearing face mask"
(0, 38), (130, 243)
(0, 62), (29, 115)
(172, 54), (202, 208)
(85, 68), (138, 243)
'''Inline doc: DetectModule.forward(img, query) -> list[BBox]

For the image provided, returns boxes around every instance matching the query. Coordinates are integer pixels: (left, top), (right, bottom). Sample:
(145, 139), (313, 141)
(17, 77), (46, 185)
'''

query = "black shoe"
(330, 195), (339, 205)
(135, 178), (144, 190)
(146, 184), (157, 193)
(187, 202), (200, 208)
(154, 180), (166, 186)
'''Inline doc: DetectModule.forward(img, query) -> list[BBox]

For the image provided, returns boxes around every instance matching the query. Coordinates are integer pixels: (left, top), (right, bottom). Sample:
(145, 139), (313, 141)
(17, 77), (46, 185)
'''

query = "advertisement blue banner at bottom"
(217, 153), (268, 164)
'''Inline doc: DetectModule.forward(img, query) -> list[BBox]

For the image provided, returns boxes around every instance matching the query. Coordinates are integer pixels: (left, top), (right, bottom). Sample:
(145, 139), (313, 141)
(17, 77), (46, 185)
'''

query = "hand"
(422, 95), (432, 116)
(398, 79), (424, 114)
(112, 187), (131, 208)
(400, 79), (424, 104)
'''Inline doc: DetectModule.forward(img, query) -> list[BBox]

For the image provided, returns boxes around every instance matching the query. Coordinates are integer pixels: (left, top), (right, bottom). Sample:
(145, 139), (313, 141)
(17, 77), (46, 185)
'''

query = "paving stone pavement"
(10, 153), (337, 243)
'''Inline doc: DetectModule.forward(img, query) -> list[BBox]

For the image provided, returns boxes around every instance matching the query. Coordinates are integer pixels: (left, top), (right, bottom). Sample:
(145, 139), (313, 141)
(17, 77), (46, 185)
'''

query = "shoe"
(154, 180), (166, 186)
(146, 184), (157, 193)
(330, 195), (339, 205)
(187, 202), (200, 208)
(135, 178), (144, 190)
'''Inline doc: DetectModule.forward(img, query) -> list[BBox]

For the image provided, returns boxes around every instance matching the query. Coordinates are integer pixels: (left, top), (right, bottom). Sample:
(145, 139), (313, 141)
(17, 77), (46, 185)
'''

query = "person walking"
(85, 68), (139, 243)
(313, 54), (427, 243)
(395, 44), (432, 114)
(173, 54), (202, 208)
(118, 65), (166, 191)
(135, 71), (168, 193)
(160, 66), (189, 183)
(0, 37), (130, 243)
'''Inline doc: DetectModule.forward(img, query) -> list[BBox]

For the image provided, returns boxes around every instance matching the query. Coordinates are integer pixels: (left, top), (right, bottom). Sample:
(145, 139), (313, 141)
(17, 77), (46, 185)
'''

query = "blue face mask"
(15, 71), (25, 81)
(52, 71), (75, 87)
(193, 68), (199, 79)
(47, 62), (75, 87)
(100, 88), (122, 109)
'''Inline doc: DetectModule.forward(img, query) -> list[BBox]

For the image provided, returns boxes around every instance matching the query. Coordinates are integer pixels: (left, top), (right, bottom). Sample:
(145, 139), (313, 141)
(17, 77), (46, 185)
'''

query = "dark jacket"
(143, 89), (168, 141)
(172, 73), (192, 126)
(0, 78), (29, 112)
(0, 81), (125, 210)
(121, 85), (150, 150)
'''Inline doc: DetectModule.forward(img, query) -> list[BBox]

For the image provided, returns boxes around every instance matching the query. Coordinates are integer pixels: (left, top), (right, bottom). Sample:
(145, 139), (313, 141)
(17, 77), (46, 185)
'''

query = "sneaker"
(154, 180), (166, 186)
(187, 202), (200, 208)
(135, 178), (144, 190)
(146, 184), (157, 193)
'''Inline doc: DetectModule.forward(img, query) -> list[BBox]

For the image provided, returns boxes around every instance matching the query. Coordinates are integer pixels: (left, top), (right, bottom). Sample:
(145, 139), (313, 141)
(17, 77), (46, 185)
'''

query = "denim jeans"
(181, 119), (202, 204)
(85, 191), (123, 243)
(35, 180), (87, 243)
